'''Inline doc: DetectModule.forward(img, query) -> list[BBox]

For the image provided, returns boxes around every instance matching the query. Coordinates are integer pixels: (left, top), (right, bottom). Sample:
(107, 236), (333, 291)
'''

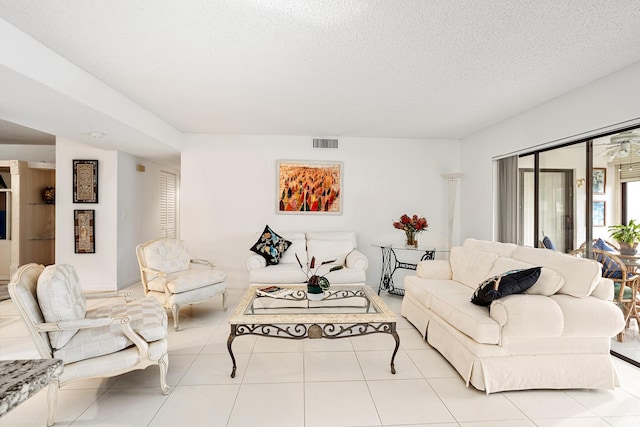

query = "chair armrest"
(35, 317), (115, 332)
(84, 290), (133, 302)
(247, 254), (267, 270)
(346, 250), (368, 271)
(191, 258), (215, 269)
(141, 266), (167, 278)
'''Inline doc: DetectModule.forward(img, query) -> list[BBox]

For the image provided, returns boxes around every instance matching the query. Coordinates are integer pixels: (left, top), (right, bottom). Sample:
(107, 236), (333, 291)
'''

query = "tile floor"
(1, 285), (640, 427)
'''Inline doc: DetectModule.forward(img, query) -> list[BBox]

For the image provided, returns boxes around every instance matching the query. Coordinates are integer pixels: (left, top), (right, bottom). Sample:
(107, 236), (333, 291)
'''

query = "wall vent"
(312, 138), (339, 149)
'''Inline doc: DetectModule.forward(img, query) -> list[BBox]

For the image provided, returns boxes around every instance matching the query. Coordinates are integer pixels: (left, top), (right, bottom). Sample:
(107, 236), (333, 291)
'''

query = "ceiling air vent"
(312, 138), (339, 149)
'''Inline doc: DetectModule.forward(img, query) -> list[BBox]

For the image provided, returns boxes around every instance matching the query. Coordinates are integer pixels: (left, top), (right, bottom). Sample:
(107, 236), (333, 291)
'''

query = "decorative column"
(441, 172), (465, 249)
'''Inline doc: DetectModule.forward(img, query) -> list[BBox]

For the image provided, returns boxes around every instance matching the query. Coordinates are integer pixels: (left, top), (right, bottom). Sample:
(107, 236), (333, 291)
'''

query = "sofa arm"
(346, 249), (368, 271)
(590, 277), (614, 301)
(416, 260), (452, 279)
(247, 254), (267, 270)
(490, 295), (564, 340)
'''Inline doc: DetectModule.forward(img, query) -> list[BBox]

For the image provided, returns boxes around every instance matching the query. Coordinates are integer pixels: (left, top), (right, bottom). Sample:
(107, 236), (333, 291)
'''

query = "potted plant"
(608, 219), (640, 255)
(295, 254), (343, 300)
(393, 214), (429, 248)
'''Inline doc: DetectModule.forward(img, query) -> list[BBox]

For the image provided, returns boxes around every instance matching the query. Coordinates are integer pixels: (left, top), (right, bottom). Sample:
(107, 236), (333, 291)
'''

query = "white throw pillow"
(450, 247), (498, 289)
(307, 239), (354, 266)
(279, 232), (308, 265)
(488, 257), (565, 296)
(37, 264), (87, 349)
(512, 246), (600, 298)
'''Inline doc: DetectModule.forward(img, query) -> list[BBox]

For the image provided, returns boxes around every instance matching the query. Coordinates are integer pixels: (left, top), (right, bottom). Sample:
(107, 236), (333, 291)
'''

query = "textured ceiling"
(1, 1), (640, 144)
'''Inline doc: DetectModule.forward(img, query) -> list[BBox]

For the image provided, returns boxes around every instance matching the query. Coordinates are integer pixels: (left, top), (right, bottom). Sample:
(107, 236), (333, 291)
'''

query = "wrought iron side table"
(373, 244), (448, 296)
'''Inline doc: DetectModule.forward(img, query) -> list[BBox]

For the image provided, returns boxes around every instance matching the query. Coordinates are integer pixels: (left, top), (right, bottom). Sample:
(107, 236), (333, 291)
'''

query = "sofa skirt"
(401, 293), (620, 394)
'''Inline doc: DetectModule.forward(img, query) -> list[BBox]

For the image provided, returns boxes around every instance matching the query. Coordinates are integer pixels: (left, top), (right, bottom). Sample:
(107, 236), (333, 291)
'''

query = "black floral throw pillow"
(471, 267), (541, 306)
(250, 225), (292, 266)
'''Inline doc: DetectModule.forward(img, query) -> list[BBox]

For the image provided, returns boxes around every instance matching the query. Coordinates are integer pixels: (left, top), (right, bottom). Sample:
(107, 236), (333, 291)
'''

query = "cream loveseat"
(401, 238), (625, 394)
(247, 231), (368, 285)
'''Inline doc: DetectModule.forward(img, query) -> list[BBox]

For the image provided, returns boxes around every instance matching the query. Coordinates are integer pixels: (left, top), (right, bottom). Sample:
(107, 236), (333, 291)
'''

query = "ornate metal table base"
(228, 322), (400, 377)
(377, 245), (435, 296)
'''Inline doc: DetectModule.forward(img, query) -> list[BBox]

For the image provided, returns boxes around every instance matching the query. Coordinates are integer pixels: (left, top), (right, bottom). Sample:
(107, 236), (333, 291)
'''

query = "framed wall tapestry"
(73, 160), (98, 203)
(592, 168), (606, 195)
(592, 201), (606, 227)
(277, 160), (343, 214)
(74, 209), (95, 253)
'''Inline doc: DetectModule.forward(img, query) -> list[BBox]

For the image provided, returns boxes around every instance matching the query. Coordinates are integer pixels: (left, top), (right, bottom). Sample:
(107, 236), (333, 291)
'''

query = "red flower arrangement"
(393, 214), (428, 246)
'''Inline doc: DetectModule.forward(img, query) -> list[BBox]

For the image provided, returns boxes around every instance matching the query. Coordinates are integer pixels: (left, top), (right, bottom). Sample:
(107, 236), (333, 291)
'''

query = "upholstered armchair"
(136, 238), (228, 331)
(8, 263), (169, 426)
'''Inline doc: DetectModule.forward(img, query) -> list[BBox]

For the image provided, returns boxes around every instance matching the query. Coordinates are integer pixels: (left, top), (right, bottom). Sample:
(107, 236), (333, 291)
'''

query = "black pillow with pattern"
(471, 267), (541, 306)
(249, 225), (292, 265)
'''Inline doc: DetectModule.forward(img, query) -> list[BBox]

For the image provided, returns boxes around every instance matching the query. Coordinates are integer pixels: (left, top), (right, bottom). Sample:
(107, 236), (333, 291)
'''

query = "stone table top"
(0, 359), (63, 418)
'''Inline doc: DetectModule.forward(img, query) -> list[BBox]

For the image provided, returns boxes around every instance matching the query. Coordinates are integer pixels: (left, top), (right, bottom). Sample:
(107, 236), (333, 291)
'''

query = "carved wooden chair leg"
(171, 304), (180, 331)
(159, 353), (170, 395)
(46, 381), (59, 427)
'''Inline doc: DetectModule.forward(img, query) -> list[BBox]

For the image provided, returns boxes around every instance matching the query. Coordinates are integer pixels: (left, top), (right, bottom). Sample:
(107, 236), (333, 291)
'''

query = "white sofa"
(401, 238), (626, 394)
(247, 231), (368, 285)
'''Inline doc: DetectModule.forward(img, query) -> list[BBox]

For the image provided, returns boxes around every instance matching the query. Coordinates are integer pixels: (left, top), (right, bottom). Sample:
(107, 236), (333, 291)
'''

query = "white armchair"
(8, 263), (169, 426)
(136, 238), (228, 331)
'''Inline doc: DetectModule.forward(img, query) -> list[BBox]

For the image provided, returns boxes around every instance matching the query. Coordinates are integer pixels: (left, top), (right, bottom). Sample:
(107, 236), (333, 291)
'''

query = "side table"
(372, 244), (448, 296)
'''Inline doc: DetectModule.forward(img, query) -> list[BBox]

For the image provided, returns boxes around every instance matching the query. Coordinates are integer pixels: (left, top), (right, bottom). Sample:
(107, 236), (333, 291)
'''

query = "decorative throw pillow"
(593, 238), (623, 279)
(250, 225), (292, 265)
(542, 236), (556, 251)
(471, 267), (542, 306)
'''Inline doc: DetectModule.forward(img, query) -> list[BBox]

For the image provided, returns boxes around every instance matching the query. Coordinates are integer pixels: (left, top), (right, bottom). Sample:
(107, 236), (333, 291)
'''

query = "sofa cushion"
(148, 269), (227, 293)
(54, 297), (167, 364)
(306, 231), (357, 247)
(37, 264), (87, 349)
(471, 267), (541, 306)
(249, 263), (308, 284)
(307, 239), (354, 266)
(463, 238), (517, 257)
(450, 247), (499, 289)
(278, 232), (308, 265)
(512, 246), (600, 298)
(428, 285), (501, 344)
(416, 260), (452, 280)
(488, 257), (565, 296)
(250, 225), (292, 265)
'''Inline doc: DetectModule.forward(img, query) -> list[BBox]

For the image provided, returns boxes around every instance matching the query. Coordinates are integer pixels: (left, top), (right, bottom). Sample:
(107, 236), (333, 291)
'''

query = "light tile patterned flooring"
(1, 285), (640, 426)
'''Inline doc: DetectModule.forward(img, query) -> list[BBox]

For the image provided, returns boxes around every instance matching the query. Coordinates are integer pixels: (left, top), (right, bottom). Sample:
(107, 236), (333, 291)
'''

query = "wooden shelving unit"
(0, 160), (55, 283)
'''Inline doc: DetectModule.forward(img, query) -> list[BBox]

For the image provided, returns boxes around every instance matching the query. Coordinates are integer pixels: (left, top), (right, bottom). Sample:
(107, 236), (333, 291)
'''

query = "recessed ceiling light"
(89, 131), (105, 139)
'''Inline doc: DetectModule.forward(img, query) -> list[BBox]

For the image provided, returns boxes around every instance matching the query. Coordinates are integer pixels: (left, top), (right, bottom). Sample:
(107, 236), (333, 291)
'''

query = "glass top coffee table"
(227, 285), (400, 378)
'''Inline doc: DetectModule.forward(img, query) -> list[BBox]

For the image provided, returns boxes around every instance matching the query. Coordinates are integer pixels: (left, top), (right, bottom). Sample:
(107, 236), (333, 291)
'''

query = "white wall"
(460, 60), (640, 241)
(181, 135), (461, 288)
(56, 138), (171, 290)
(0, 144), (55, 162)
(56, 138), (118, 290)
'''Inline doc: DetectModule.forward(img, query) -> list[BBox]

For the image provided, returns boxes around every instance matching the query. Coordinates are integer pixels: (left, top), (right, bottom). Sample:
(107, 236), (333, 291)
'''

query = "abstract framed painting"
(73, 160), (98, 203)
(277, 160), (343, 214)
(74, 209), (95, 253)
